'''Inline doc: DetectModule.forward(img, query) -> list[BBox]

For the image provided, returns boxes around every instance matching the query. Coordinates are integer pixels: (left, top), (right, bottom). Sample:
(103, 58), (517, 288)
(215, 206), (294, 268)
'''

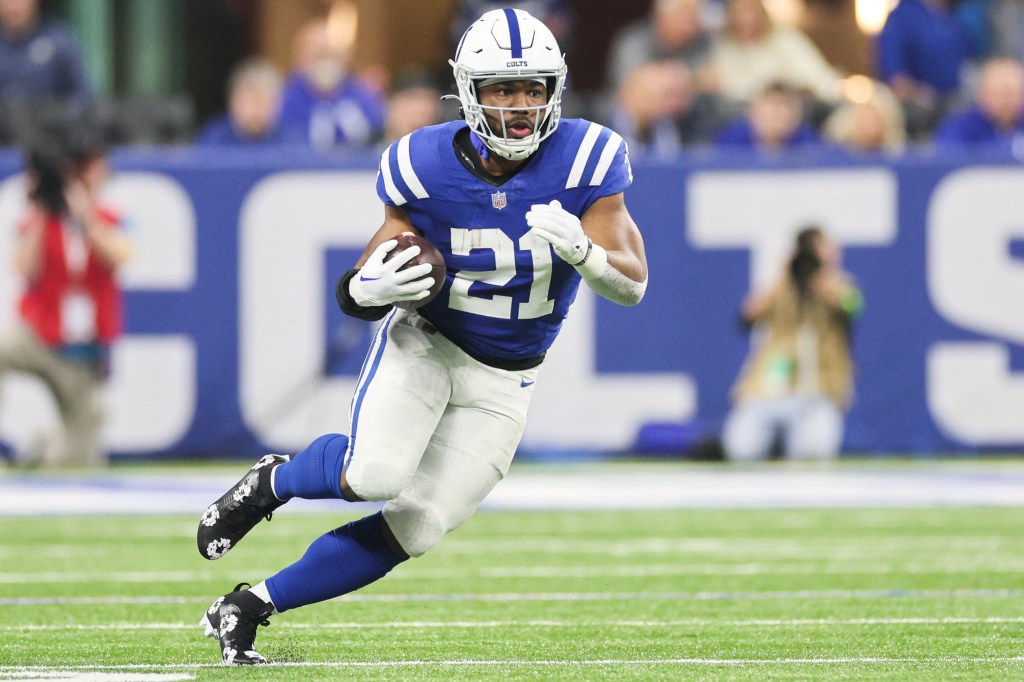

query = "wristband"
(572, 238), (594, 267)
(335, 269), (392, 321)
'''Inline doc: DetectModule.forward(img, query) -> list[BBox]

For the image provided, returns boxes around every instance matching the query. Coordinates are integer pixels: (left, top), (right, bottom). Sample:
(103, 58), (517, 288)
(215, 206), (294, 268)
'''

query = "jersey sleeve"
(375, 131), (433, 207)
(561, 122), (633, 205)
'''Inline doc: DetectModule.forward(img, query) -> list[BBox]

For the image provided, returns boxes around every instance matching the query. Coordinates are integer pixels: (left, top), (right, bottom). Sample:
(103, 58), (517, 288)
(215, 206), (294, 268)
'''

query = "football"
(386, 231), (447, 310)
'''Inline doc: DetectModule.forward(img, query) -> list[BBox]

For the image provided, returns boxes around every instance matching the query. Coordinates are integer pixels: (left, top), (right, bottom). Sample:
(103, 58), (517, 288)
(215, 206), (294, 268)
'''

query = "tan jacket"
(732, 273), (858, 408)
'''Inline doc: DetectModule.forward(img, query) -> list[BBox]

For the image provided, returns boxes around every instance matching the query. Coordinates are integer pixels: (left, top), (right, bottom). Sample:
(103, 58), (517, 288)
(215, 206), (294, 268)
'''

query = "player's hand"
(526, 200), (591, 266)
(348, 239), (434, 307)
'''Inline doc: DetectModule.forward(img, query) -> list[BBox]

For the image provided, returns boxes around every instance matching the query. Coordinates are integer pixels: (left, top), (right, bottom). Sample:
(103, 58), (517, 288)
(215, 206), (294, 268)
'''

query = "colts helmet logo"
(491, 191), (507, 210)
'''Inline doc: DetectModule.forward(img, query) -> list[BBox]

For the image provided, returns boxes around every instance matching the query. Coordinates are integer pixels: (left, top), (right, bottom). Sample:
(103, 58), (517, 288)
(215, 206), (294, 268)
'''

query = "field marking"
(0, 673), (193, 681)
(5, 587), (1024, 607)
(3, 657), (1024, 671)
(5, 558), (1024, 584)
(5, 616), (1024, 633)
(2, 535), (1015, 561)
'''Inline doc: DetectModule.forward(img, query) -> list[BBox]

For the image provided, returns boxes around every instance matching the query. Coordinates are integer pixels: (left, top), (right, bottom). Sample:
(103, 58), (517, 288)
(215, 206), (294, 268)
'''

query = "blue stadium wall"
(0, 147), (1021, 459)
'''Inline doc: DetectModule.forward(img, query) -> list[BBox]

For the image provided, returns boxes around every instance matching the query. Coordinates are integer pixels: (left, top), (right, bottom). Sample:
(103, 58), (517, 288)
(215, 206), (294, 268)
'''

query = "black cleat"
(199, 582), (274, 665)
(197, 454), (289, 560)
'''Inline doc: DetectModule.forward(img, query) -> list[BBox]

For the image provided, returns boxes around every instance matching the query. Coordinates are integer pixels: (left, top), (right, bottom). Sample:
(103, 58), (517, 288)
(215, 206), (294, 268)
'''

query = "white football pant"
(344, 309), (537, 557)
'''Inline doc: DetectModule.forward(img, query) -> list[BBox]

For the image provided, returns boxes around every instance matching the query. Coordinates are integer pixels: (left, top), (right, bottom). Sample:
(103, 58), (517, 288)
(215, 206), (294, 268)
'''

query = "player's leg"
(196, 311), (446, 560)
(383, 346), (536, 558)
(224, 344), (531, 625)
(198, 312), (454, 663)
(273, 310), (451, 502)
(722, 399), (779, 461)
(337, 311), (452, 502)
(200, 511), (405, 665)
(785, 396), (844, 460)
(247, 317), (473, 609)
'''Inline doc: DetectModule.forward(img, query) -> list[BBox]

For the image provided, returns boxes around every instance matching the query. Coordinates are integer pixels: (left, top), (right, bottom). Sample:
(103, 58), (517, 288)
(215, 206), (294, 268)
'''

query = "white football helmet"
(449, 8), (567, 161)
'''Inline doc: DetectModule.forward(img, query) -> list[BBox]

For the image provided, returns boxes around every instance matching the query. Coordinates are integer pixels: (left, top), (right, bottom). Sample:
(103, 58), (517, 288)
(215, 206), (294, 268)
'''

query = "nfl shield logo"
(491, 191), (507, 210)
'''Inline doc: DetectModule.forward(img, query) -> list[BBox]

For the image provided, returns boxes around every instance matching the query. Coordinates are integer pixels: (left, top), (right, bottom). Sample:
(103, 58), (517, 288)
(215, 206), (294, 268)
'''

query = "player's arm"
(335, 205), (434, 320)
(526, 194), (648, 306)
(580, 193), (647, 284)
(352, 205), (420, 267)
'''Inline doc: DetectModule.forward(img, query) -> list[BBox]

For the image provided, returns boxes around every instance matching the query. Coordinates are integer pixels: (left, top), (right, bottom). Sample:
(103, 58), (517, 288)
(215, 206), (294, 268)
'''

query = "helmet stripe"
(503, 8), (523, 58)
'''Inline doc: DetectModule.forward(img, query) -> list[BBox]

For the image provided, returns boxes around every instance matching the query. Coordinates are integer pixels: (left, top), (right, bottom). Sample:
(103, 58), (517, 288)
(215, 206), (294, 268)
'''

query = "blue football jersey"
(375, 119), (632, 363)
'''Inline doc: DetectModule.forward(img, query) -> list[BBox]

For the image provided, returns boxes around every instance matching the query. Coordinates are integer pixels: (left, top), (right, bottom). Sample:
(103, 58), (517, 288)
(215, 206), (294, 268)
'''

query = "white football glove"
(525, 200), (592, 266)
(348, 239), (434, 307)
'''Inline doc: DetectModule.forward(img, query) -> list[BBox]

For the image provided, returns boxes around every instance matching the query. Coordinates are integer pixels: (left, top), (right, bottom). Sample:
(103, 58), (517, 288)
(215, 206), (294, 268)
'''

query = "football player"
(197, 7), (648, 665)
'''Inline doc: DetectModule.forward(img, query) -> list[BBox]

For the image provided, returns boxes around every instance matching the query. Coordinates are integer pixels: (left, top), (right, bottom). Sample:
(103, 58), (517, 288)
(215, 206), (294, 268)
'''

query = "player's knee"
(345, 458), (414, 501)
(383, 505), (449, 558)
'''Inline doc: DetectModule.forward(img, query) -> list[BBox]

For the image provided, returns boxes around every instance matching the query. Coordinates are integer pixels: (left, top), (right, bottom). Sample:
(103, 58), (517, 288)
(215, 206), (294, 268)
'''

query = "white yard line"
(3, 558), (1024, 584)
(0, 674), (193, 681)
(3, 463), (1024, 515)
(4, 587), (1024, 607)
(5, 616), (1024, 633)
(2, 657), (1024, 671)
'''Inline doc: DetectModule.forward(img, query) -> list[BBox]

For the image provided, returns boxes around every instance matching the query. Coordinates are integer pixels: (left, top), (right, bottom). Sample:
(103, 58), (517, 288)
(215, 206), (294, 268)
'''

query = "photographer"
(722, 226), (863, 461)
(0, 124), (131, 467)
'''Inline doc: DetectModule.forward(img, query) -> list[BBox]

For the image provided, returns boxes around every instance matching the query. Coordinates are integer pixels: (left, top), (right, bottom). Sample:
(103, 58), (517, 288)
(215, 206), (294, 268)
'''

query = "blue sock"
(265, 512), (406, 612)
(271, 433), (348, 500)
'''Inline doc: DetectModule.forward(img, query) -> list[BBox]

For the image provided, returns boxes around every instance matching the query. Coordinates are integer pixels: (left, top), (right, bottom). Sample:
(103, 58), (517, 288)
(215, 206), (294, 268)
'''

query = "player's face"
(477, 80), (549, 140)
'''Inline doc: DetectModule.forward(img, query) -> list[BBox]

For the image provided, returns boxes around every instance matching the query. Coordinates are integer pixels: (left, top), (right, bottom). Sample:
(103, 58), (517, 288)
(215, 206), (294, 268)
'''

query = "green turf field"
(2, 506), (1024, 680)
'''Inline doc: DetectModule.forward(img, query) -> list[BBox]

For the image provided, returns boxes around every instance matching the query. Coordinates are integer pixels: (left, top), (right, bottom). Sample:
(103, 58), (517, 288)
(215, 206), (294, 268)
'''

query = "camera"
(24, 118), (106, 215)
(789, 226), (823, 297)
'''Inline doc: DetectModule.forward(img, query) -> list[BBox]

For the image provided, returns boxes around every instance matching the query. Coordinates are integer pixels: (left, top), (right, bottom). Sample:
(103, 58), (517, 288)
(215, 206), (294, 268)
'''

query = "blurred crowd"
(2, 0), (1024, 158)
(603, 0), (1024, 157)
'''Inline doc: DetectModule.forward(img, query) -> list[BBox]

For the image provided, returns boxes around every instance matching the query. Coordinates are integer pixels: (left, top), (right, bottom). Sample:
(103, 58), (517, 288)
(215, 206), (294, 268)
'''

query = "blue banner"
(0, 146), (1020, 458)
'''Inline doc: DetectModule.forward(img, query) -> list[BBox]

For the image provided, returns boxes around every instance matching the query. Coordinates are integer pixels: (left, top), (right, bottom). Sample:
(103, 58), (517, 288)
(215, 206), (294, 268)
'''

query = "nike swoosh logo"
(520, 380), (535, 388)
(359, 275), (381, 282)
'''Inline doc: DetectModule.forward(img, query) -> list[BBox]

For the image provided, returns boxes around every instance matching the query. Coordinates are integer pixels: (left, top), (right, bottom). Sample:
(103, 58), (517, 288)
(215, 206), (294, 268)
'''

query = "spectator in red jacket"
(0, 124), (132, 467)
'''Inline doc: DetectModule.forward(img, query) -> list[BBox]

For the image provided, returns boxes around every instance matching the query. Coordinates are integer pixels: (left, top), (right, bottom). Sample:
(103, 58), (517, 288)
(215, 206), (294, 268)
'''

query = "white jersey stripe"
(565, 122), (602, 189)
(589, 132), (623, 187)
(379, 147), (407, 205)
(398, 134), (429, 199)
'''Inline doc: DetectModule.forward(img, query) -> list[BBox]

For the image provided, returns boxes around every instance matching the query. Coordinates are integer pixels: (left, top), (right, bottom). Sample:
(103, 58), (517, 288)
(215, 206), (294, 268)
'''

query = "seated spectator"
(612, 61), (722, 157)
(876, 0), (973, 138)
(278, 18), (386, 152)
(714, 82), (821, 151)
(709, 0), (840, 108)
(0, 0), (90, 105)
(722, 226), (863, 462)
(196, 58), (305, 147)
(823, 78), (906, 154)
(383, 73), (443, 145)
(605, 0), (715, 94)
(604, 0), (723, 155)
(933, 57), (1024, 147)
